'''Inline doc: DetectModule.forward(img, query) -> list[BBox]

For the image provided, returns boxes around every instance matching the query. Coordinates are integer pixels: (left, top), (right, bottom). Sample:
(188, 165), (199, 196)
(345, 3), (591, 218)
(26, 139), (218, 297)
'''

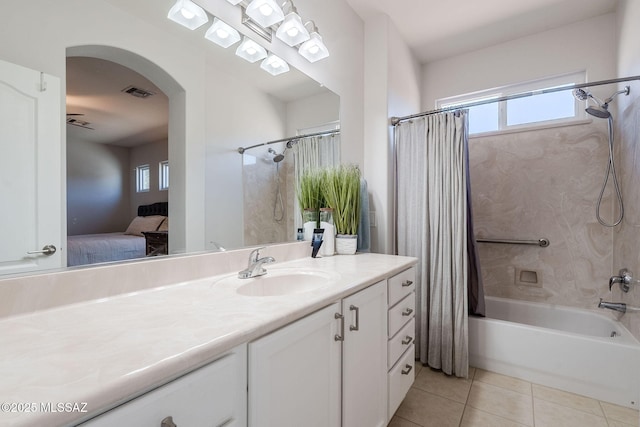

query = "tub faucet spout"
(598, 298), (626, 313)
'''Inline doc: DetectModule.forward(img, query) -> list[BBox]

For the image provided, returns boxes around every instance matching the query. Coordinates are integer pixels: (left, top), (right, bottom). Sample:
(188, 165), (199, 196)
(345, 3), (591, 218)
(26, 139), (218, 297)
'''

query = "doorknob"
(27, 244), (57, 256)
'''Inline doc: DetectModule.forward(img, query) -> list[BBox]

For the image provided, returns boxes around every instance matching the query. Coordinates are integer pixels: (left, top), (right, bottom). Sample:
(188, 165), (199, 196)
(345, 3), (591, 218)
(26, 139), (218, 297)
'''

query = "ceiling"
(345, 0), (619, 63)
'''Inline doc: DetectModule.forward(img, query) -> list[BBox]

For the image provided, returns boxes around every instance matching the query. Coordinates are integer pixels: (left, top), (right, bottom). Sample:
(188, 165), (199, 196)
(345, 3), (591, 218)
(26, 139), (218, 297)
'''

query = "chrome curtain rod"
(237, 129), (340, 154)
(476, 237), (550, 248)
(390, 75), (640, 126)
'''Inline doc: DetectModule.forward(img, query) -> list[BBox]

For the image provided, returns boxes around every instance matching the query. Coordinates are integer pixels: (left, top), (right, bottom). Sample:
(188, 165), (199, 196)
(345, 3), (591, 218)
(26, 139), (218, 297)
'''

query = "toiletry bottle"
(319, 208), (335, 256)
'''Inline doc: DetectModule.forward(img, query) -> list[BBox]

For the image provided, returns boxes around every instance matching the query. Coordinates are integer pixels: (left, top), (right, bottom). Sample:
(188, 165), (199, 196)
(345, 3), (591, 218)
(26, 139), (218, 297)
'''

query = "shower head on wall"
(573, 86), (630, 119)
(268, 148), (285, 163)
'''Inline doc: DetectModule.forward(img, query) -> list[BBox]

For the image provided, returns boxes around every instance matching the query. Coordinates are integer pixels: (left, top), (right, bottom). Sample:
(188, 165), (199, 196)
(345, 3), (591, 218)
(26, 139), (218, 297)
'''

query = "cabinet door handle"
(27, 244), (57, 256)
(161, 416), (177, 427)
(349, 304), (359, 331)
(402, 308), (414, 316)
(402, 280), (413, 287)
(402, 335), (413, 345)
(334, 313), (344, 341)
(401, 364), (413, 375)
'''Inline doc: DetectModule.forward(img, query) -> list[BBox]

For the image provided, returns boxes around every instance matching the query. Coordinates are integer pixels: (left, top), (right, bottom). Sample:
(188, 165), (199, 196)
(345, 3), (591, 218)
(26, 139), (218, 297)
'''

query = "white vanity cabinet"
(386, 267), (416, 420)
(248, 280), (387, 427)
(80, 344), (247, 427)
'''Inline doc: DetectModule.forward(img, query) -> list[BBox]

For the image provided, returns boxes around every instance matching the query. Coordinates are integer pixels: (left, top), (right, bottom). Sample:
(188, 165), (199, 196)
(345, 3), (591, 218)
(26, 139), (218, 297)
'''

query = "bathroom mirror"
(0, 0), (339, 276)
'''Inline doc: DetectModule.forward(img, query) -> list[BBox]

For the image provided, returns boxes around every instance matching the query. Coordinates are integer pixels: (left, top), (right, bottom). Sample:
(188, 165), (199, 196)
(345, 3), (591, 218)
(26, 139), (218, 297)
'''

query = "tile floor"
(390, 365), (639, 427)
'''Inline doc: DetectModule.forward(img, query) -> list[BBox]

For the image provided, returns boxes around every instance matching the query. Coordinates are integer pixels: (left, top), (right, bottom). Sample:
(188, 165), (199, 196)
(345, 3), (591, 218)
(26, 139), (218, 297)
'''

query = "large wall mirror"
(0, 0), (339, 277)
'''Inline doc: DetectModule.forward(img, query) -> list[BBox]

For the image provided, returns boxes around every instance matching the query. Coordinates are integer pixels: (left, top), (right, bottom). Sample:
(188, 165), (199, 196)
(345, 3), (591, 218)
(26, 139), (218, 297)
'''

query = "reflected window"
(136, 164), (150, 192)
(159, 160), (169, 191)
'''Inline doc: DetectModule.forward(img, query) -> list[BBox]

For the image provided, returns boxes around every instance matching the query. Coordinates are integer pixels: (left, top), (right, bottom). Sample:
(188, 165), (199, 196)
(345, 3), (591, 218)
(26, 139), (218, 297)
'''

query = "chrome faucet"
(609, 268), (634, 292)
(598, 298), (627, 314)
(238, 247), (275, 279)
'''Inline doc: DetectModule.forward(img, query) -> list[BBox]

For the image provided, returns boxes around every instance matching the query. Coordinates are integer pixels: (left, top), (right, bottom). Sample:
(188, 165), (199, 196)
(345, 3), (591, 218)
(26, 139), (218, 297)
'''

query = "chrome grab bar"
(476, 237), (550, 248)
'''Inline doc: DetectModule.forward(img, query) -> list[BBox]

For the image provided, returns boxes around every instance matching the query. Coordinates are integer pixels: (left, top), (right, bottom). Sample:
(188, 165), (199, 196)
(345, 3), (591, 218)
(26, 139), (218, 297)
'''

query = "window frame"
(159, 160), (169, 191)
(135, 164), (150, 193)
(436, 71), (587, 136)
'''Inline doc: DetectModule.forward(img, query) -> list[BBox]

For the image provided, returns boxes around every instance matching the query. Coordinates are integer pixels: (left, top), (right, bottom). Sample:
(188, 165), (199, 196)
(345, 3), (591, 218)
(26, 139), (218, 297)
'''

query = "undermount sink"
(230, 269), (338, 297)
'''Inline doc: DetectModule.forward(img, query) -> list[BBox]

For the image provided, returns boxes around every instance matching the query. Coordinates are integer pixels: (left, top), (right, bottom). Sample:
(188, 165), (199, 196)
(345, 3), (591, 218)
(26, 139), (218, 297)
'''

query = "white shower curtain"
(292, 134), (341, 231)
(396, 111), (470, 378)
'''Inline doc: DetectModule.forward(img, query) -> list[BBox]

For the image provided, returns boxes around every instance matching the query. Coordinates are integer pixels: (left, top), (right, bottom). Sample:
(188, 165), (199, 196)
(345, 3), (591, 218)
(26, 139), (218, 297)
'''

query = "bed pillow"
(157, 216), (169, 231)
(124, 215), (166, 237)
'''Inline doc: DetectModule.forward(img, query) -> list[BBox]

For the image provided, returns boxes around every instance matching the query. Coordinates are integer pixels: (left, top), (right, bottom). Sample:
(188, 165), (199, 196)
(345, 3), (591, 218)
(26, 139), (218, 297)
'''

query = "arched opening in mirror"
(65, 45), (187, 266)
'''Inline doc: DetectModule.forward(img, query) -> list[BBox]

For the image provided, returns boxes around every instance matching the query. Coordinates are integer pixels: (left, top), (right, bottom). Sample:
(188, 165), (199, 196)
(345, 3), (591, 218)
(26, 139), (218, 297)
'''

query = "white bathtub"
(469, 296), (640, 409)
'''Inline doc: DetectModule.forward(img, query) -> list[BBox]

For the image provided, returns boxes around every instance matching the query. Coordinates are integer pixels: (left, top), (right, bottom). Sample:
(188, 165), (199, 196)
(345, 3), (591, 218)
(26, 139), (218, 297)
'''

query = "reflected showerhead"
(268, 148), (285, 163)
(286, 139), (300, 149)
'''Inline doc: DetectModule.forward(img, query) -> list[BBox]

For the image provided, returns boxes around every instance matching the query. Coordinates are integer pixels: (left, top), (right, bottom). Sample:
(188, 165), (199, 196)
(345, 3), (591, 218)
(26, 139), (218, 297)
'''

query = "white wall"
(66, 139), (131, 235)
(286, 91), (340, 136)
(422, 13), (617, 109)
(362, 12), (421, 254)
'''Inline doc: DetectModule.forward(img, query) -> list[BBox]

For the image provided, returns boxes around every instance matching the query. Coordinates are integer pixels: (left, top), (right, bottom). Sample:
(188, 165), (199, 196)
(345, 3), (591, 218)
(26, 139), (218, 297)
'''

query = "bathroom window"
(159, 160), (169, 191)
(437, 71), (586, 135)
(136, 164), (150, 193)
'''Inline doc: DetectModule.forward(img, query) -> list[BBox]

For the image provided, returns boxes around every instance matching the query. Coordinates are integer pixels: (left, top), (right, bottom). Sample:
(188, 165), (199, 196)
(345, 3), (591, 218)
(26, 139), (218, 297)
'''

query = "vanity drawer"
(388, 267), (416, 307)
(388, 291), (415, 337)
(388, 343), (415, 419)
(388, 317), (415, 369)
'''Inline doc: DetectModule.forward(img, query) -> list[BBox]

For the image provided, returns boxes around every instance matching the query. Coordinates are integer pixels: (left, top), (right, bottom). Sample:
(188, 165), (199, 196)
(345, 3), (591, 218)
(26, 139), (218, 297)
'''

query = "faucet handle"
(249, 246), (266, 263)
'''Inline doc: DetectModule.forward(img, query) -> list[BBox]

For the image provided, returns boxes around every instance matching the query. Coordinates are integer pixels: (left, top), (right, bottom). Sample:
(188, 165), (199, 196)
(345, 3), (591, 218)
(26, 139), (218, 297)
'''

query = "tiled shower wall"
(469, 121), (615, 310)
(614, 95), (640, 339)
(242, 148), (296, 247)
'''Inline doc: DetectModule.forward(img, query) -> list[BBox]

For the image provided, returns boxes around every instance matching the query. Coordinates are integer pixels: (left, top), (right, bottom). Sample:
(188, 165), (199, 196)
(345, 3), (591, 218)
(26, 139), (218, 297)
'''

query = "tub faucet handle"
(609, 268), (633, 292)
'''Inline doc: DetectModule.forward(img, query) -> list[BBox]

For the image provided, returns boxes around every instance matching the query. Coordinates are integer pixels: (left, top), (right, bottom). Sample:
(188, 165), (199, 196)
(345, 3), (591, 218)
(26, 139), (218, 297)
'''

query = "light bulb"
(308, 45), (320, 54)
(180, 7), (195, 19)
(246, 47), (257, 55)
(286, 27), (299, 37)
(216, 28), (229, 39)
(259, 4), (273, 16)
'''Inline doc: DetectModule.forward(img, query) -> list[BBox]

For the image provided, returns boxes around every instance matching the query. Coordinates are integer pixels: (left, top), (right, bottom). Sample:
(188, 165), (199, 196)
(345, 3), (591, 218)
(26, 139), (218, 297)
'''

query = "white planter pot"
(335, 234), (358, 255)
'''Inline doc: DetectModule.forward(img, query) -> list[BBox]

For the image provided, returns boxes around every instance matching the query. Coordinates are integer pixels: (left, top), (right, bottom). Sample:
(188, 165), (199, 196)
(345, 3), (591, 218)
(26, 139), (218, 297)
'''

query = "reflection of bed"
(67, 202), (168, 267)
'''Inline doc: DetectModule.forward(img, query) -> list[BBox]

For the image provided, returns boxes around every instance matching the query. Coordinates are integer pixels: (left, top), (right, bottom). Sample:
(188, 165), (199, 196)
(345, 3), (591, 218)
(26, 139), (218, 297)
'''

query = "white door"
(342, 280), (388, 427)
(0, 59), (62, 274)
(248, 302), (342, 427)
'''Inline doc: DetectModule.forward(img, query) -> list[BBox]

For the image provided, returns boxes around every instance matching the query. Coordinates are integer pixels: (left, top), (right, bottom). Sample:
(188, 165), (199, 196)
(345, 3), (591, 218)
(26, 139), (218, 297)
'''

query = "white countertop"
(0, 253), (416, 426)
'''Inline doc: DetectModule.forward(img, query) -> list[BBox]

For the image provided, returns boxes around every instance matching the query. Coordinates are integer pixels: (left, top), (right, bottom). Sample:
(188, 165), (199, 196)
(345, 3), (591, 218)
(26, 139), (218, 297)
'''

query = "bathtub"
(469, 296), (640, 409)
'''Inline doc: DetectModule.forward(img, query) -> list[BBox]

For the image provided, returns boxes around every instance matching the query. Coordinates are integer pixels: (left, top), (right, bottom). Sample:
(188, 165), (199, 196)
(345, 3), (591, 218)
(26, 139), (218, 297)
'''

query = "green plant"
(297, 170), (324, 218)
(321, 165), (361, 235)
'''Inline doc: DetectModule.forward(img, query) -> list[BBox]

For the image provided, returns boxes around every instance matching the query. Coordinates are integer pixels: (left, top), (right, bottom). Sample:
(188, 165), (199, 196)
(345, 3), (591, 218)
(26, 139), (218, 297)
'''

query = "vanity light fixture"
(205, 17), (241, 48)
(236, 36), (268, 63)
(245, 0), (285, 28)
(260, 53), (290, 76)
(298, 22), (329, 62)
(167, 0), (208, 30)
(275, 2), (310, 47)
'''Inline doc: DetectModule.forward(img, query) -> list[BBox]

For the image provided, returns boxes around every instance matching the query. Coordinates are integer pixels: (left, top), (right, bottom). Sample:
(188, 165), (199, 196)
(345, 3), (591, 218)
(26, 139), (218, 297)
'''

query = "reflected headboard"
(138, 202), (168, 217)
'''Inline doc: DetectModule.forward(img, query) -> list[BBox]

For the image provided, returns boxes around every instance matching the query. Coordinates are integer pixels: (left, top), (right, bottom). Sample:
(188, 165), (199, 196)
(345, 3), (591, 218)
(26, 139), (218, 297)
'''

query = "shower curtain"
(395, 110), (483, 378)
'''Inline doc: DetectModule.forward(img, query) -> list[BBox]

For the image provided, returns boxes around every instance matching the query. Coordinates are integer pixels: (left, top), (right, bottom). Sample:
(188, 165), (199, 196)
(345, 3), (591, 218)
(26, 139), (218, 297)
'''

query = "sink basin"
(233, 269), (337, 297)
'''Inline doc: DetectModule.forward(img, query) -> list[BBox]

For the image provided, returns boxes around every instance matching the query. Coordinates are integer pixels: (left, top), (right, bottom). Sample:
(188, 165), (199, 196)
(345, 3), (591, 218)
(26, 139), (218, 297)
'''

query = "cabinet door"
(80, 344), (247, 426)
(248, 302), (342, 427)
(342, 281), (388, 427)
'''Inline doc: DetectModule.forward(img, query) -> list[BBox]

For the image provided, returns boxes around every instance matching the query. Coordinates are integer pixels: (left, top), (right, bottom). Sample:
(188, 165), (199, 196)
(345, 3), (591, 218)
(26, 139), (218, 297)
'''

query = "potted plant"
(297, 170), (323, 239)
(322, 165), (361, 254)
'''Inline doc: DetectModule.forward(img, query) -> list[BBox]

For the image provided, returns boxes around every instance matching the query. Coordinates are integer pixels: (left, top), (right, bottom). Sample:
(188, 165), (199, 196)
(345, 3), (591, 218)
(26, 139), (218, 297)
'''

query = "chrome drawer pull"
(401, 336), (413, 345)
(401, 308), (414, 316)
(349, 304), (360, 331)
(335, 313), (344, 341)
(401, 364), (413, 375)
(161, 416), (177, 427)
(402, 280), (413, 287)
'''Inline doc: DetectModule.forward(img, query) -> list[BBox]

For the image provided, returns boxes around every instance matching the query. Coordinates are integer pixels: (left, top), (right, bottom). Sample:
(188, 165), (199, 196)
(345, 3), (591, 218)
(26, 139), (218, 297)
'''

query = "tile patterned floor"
(390, 365), (640, 427)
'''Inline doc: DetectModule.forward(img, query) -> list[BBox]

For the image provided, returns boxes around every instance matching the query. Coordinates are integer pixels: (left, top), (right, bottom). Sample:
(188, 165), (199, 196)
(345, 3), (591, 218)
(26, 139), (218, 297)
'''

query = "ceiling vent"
(122, 85), (156, 99)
